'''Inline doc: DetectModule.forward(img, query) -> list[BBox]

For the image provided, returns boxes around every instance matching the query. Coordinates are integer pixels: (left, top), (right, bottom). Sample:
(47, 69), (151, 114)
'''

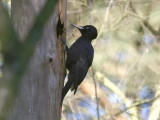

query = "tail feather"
(70, 85), (78, 95)
(61, 59), (88, 105)
(73, 87), (78, 95)
(61, 79), (72, 105)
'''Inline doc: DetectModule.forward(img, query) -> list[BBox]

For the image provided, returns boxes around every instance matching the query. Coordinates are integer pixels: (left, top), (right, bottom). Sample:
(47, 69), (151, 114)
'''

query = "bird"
(61, 24), (98, 104)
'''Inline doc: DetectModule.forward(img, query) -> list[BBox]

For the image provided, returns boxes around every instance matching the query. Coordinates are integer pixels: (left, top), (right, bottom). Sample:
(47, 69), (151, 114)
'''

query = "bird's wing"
(87, 46), (94, 67)
(66, 41), (93, 69)
(66, 43), (80, 69)
(66, 41), (93, 94)
(70, 57), (88, 94)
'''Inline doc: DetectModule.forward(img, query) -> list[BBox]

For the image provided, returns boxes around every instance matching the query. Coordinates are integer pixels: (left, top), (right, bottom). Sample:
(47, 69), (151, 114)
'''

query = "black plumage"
(61, 24), (98, 103)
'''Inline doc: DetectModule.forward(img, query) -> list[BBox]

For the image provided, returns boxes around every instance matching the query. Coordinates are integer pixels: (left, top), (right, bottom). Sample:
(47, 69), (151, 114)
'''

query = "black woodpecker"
(61, 24), (98, 103)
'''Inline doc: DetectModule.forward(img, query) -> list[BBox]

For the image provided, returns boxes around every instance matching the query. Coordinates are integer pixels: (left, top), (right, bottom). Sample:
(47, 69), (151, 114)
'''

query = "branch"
(0, 1), (21, 68)
(129, 1), (160, 37)
(96, 72), (139, 120)
(91, 67), (100, 120)
(115, 95), (160, 116)
(143, 20), (160, 36)
(93, 0), (114, 46)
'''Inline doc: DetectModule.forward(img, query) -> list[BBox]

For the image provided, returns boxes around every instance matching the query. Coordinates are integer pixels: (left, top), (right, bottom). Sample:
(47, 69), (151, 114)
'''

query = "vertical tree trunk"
(8, 0), (66, 120)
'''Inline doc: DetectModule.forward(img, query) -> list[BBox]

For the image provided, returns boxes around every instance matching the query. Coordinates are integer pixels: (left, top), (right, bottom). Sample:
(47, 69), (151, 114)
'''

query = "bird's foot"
(62, 39), (68, 52)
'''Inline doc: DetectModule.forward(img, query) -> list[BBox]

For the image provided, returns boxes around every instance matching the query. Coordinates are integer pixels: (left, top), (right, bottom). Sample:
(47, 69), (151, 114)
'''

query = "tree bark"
(8, 0), (66, 120)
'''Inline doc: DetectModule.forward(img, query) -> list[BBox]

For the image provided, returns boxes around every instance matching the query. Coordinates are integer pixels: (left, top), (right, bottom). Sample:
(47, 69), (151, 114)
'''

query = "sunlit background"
(63, 0), (160, 120)
(1, 0), (160, 120)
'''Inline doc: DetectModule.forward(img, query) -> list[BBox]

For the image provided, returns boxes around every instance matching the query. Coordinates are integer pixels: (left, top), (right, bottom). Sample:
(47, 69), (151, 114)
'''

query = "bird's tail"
(71, 85), (78, 95)
(61, 78), (72, 105)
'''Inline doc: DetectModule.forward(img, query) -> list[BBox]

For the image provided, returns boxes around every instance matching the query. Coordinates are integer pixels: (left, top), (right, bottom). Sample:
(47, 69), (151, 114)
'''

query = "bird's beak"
(71, 24), (84, 30)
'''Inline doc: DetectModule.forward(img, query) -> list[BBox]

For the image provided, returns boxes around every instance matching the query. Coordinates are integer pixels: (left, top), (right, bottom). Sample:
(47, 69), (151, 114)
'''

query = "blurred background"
(1, 0), (160, 120)
(63, 0), (160, 120)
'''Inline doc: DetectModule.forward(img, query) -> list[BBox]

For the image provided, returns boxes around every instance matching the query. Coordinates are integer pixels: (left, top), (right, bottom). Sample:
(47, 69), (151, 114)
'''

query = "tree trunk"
(8, 0), (66, 120)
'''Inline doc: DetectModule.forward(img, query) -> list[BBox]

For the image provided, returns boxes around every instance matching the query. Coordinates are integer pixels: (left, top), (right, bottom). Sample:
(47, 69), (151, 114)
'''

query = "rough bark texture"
(8, 0), (66, 120)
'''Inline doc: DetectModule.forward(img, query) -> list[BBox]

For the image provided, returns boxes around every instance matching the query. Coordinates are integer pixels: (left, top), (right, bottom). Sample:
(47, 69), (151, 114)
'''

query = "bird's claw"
(62, 39), (68, 52)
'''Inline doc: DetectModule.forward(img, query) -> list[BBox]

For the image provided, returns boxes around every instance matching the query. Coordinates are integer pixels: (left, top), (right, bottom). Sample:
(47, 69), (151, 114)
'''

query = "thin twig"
(129, 0), (160, 37)
(115, 95), (160, 116)
(93, 0), (114, 45)
(91, 67), (100, 120)
(88, 0), (100, 119)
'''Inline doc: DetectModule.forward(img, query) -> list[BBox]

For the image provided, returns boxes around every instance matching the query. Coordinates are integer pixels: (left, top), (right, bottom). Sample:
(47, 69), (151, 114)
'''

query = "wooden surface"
(8, 0), (66, 120)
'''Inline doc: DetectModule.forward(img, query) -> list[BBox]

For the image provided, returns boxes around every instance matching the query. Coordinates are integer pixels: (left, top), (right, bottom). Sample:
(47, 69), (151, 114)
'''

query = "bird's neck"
(78, 36), (92, 42)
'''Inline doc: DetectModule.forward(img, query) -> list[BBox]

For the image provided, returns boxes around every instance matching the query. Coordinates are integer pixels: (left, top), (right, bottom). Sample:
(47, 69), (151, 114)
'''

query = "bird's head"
(72, 24), (98, 40)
